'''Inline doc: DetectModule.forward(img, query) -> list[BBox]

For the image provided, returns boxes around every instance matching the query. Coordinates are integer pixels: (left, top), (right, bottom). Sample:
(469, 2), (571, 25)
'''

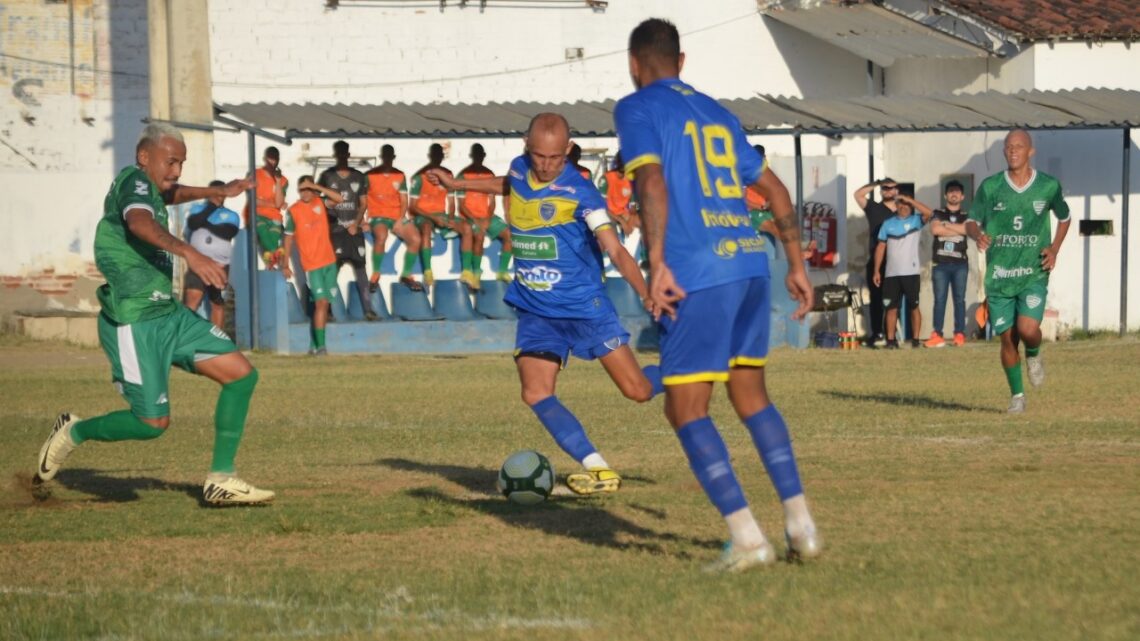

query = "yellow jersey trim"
(663, 371), (730, 385)
(527, 170), (553, 192)
(624, 153), (662, 179)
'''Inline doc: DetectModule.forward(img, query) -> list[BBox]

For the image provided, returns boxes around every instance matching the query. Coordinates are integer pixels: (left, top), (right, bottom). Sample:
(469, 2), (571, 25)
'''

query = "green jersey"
(969, 170), (1069, 298)
(94, 166), (177, 324)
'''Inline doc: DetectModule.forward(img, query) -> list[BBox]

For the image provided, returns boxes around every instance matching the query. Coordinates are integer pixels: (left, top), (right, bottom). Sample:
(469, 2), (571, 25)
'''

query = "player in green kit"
(967, 129), (1071, 414)
(34, 123), (275, 505)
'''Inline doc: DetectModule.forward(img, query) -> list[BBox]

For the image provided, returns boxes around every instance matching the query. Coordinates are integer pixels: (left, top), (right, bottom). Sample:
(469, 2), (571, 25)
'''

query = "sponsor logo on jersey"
(511, 234), (559, 260)
(701, 209), (751, 229)
(509, 169), (524, 180)
(993, 202), (1006, 211)
(516, 265), (562, 290)
(1033, 200), (1047, 215)
(148, 290), (172, 302)
(210, 325), (231, 341)
(992, 265), (1035, 279)
(548, 183), (577, 195)
(714, 238), (739, 259)
(1025, 294), (1042, 309)
(134, 180), (149, 196)
(993, 233), (1040, 248)
(539, 202), (557, 222)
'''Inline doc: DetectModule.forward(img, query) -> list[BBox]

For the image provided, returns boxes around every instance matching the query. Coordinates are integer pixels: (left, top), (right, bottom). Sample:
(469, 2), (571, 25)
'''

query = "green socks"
(1004, 363), (1025, 396)
(311, 327), (326, 350)
(210, 369), (259, 475)
(400, 251), (418, 278)
(1025, 345), (1040, 358)
(461, 250), (473, 271)
(419, 247), (433, 273)
(70, 410), (165, 444)
(497, 248), (512, 273)
(371, 251), (384, 274)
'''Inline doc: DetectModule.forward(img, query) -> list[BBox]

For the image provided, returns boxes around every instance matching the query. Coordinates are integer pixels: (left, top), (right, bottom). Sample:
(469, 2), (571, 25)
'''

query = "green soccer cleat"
(705, 540), (777, 573)
(35, 413), (80, 482)
(566, 468), (621, 495)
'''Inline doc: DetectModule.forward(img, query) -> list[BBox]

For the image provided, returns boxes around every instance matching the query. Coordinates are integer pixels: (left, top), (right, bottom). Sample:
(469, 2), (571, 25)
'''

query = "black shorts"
(331, 227), (367, 268)
(882, 274), (919, 310)
(183, 265), (228, 305)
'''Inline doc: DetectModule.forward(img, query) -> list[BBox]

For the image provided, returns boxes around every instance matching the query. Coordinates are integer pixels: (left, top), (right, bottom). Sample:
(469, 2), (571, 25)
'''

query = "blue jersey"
(615, 78), (769, 293)
(503, 155), (612, 319)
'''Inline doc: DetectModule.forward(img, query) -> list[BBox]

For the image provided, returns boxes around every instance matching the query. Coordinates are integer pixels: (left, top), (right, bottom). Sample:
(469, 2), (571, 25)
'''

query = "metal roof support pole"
(1122, 127), (1131, 337)
(245, 130), (260, 350)
(867, 61), (875, 182)
(794, 131), (804, 225)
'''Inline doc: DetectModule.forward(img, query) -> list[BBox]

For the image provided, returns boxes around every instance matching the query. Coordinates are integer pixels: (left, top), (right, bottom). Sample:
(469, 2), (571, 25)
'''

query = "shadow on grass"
(822, 390), (1003, 413)
(377, 458), (719, 558)
(51, 468), (206, 506)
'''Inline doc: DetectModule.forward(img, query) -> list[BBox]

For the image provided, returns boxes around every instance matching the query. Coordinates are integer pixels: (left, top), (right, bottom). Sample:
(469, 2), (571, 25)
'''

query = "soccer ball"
(497, 450), (555, 505)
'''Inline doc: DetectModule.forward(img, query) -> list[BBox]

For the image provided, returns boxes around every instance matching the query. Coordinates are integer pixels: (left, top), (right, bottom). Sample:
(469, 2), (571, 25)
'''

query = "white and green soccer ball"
(497, 450), (555, 505)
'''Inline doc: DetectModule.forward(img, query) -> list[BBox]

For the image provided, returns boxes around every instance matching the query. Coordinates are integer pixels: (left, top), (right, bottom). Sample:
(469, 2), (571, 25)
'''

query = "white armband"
(583, 208), (611, 233)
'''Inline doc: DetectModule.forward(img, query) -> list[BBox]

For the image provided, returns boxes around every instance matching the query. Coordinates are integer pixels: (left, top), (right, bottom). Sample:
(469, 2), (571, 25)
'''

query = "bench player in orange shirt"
(456, 143), (512, 287)
(364, 144), (425, 292)
(251, 147), (288, 269)
(409, 143), (464, 288)
(282, 176), (344, 356)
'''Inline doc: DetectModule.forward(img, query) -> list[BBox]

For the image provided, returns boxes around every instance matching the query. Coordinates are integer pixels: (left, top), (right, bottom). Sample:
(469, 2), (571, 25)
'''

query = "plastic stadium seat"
(432, 279), (480, 321)
(347, 284), (393, 321)
(390, 282), (443, 321)
(474, 279), (517, 319)
(605, 276), (648, 317)
(286, 283), (307, 324)
(329, 284), (348, 323)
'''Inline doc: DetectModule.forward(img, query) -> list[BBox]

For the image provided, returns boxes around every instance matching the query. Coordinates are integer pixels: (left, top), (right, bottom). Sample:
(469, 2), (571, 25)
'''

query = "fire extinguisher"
(810, 210), (838, 268)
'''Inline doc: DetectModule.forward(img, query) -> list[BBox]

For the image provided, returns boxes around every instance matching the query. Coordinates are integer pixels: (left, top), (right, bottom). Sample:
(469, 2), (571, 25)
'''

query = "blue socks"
(642, 364), (664, 398)
(743, 404), (803, 501)
(530, 396), (597, 462)
(677, 417), (748, 516)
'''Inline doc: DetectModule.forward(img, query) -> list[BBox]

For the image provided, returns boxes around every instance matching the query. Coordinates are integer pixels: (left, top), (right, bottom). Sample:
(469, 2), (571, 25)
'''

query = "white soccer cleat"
(1007, 394), (1027, 414)
(785, 527), (824, 562)
(203, 474), (275, 506)
(1026, 356), (1045, 388)
(35, 413), (80, 482)
(704, 540), (777, 573)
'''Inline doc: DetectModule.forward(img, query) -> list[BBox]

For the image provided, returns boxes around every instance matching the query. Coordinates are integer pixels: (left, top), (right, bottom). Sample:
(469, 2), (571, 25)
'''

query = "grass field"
(1, 333), (1138, 641)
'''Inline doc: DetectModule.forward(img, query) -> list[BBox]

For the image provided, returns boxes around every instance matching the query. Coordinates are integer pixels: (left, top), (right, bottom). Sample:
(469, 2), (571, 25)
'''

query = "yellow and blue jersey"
(503, 155), (612, 319)
(615, 77), (769, 293)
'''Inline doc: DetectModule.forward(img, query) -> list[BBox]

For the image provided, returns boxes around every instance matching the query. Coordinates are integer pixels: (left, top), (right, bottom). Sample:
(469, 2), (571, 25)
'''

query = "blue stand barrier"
(347, 284), (393, 321)
(605, 277), (648, 318)
(432, 279), (480, 321)
(474, 279), (517, 319)
(329, 285), (348, 323)
(286, 283), (307, 324)
(391, 282), (443, 321)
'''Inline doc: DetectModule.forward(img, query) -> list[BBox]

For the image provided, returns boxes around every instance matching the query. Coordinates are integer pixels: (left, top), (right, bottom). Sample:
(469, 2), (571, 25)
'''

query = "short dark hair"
(470, 143), (485, 156)
(945, 180), (964, 194)
(429, 143), (444, 154)
(264, 146), (280, 159)
(298, 175), (314, 188)
(753, 144), (765, 156)
(208, 179), (226, 189)
(880, 177), (897, 186)
(333, 140), (349, 153)
(629, 18), (681, 65)
(380, 144), (395, 156)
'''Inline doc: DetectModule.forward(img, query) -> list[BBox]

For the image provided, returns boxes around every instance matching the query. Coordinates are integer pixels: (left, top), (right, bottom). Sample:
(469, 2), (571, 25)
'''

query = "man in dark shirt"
(854, 177), (899, 347)
(318, 140), (378, 321)
(925, 180), (970, 348)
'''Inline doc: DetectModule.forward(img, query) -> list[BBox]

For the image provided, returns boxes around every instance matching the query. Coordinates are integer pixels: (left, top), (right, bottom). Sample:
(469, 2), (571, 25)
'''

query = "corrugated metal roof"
(214, 88), (1140, 139)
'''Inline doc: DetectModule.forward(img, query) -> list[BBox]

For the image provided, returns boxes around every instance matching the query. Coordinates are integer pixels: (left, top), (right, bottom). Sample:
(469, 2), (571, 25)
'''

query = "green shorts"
(414, 213), (459, 239)
(255, 216), (284, 253)
(470, 215), (508, 239)
(98, 305), (237, 419)
(369, 217), (397, 231)
(307, 263), (338, 303)
(987, 281), (1048, 335)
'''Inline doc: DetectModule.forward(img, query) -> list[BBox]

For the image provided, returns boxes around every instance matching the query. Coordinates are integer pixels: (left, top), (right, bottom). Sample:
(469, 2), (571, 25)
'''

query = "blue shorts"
(657, 277), (770, 385)
(514, 306), (630, 367)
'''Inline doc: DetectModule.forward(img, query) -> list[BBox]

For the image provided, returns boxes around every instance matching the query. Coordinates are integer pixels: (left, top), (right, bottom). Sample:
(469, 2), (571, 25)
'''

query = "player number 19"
(683, 121), (743, 199)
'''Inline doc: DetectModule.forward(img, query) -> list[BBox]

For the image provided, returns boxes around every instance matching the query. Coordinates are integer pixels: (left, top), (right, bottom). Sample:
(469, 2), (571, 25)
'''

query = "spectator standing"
(183, 180), (241, 329)
(854, 178), (899, 347)
(925, 180), (970, 348)
(568, 143), (593, 182)
(872, 194), (934, 348)
(318, 140), (378, 321)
